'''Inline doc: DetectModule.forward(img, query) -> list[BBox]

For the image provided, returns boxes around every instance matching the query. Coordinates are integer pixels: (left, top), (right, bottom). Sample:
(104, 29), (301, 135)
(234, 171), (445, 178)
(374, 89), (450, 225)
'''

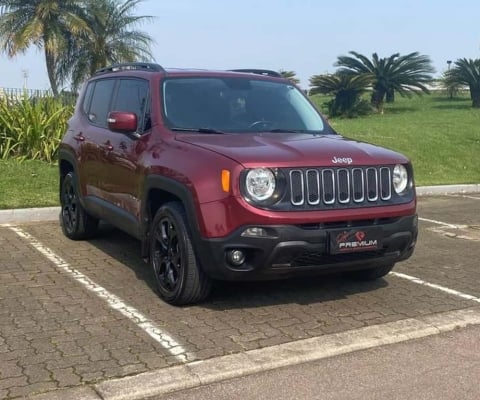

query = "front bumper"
(195, 215), (418, 280)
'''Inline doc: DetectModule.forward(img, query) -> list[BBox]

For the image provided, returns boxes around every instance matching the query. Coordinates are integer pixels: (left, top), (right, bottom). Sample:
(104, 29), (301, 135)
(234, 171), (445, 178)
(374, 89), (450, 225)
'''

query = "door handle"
(102, 141), (113, 151)
(74, 133), (85, 142)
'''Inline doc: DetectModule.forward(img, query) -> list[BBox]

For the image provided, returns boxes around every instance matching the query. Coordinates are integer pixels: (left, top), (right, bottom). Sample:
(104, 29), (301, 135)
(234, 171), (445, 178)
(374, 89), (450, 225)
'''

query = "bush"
(0, 95), (73, 162)
(324, 97), (372, 118)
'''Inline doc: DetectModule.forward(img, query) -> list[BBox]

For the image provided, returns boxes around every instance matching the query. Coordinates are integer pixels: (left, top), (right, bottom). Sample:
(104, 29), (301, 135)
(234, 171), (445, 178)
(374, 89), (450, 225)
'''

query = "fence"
(0, 87), (77, 105)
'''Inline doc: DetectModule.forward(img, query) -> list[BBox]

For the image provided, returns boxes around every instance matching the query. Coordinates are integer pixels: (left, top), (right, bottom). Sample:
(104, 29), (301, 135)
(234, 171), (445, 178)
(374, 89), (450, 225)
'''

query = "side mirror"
(107, 111), (137, 134)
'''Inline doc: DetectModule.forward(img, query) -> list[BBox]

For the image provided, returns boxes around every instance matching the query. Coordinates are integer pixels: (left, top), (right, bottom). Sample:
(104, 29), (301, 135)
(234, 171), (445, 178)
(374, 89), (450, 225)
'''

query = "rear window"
(86, 79), (115, 127)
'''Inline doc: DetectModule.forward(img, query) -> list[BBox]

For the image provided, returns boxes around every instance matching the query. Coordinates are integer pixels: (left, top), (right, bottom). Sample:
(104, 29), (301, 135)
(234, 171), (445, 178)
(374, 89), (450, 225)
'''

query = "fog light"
(227, 250), (246, 266)
(241, 227), (269, 237)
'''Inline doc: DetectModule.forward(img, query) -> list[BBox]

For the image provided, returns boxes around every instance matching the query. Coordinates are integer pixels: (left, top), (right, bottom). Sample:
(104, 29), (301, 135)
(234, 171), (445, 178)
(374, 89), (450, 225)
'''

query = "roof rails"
(228, 69), (282, 78)
(95, 62), (165, 75)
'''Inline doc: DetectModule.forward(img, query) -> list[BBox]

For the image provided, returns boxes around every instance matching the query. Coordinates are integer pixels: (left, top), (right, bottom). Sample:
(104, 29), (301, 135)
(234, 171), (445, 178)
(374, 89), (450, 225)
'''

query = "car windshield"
(162, 77), (327, 134)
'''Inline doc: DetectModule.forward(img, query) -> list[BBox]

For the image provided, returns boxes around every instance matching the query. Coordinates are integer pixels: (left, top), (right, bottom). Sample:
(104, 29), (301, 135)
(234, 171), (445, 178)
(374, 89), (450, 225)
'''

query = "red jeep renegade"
(59, 63), (418, 305)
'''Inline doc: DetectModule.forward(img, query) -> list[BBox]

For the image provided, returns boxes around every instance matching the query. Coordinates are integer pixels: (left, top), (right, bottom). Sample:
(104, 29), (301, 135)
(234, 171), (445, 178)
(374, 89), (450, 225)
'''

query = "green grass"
(0, 160), (58, 209)
(1, 93), (479, 209)
(311, 93), (480, 185)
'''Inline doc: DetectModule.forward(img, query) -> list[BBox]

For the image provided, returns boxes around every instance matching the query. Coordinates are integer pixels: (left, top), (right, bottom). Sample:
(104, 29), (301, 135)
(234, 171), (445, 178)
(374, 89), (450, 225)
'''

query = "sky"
(1, 0), (479, 90)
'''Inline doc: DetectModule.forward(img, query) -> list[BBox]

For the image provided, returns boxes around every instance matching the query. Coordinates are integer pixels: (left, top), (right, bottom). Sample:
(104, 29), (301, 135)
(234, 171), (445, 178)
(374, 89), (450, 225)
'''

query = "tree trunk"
(470, 85), (480, 108)
(44, 48), (59, 97)
(371, 87), (386, 113)
(386, 88), (395, 103)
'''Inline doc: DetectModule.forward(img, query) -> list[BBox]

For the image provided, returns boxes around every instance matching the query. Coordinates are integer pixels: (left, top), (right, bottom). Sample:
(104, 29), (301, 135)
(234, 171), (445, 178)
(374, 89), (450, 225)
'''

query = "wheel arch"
(140, 175), (204, 258)
(58, 149), (79, 201)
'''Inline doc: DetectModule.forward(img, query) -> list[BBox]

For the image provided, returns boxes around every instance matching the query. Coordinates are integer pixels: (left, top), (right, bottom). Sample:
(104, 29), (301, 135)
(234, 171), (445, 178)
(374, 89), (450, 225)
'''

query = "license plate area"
(329, 228), (382, 254)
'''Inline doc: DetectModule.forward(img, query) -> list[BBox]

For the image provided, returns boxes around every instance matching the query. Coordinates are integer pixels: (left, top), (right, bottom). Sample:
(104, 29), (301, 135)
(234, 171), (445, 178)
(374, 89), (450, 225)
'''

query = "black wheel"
(60, 171), (98, 240)
(150, 202), (212, 305)
(348, 264), (394, 281)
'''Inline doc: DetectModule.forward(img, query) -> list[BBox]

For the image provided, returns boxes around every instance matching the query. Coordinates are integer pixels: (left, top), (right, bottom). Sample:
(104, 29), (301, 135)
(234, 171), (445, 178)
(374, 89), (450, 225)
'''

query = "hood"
(175, 132), (409, 168)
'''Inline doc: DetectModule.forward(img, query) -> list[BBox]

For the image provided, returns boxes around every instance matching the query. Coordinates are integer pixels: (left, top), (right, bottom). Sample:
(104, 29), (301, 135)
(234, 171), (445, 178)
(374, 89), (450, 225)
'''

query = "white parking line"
(418, 217), (466, 229)
(390, 271), (480, 304)
(5, 224), (190, 362)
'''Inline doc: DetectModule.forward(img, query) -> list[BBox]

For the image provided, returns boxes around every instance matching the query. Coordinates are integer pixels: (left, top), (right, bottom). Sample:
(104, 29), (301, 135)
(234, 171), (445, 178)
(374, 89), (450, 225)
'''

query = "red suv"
(59, 63), (417, 305)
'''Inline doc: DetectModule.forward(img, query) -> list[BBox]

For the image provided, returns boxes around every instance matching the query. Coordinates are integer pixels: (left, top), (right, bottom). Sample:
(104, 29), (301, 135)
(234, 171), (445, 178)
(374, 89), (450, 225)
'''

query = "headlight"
(393, 164), (409, 194)
(245, 168), (276, 201)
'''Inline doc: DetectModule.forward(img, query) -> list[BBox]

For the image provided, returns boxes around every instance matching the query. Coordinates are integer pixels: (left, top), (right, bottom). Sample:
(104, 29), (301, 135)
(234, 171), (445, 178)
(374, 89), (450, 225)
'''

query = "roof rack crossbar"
(228, 69), (282, 78)
(95, 62), (165, 75)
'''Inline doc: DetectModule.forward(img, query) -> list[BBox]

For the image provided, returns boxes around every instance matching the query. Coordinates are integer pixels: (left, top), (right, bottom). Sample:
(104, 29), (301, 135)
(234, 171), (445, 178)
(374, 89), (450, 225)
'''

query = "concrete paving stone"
(1, 194), (479, 398)
(0, 361), (23, 379)
(9, 381), (59, 399)
(257, 336), (291, 348)
(54, 342), (84, 357)
(209, 339), (244, 354)
(28, 385), (100, 400)
(50, 367), (82, 387)
(23, 364), (52, 385)
(116, 363), (149, 376)
(134, 353), (170, 370)
(45, 355), (100, 372)
(0, 376), (29, 391)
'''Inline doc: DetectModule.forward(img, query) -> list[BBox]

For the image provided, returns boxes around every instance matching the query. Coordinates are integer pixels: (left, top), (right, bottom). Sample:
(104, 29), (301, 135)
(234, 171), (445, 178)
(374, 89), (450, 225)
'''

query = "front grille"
(291, 250), (385, 268)
(289, 166), (392, 208)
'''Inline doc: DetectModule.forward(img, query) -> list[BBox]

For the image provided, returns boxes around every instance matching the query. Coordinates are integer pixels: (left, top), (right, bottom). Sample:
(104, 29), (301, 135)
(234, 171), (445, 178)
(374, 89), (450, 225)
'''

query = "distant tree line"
(0, 0), (154, 96)
(1, 2), (479, 114)
(308, 51), (480, 117)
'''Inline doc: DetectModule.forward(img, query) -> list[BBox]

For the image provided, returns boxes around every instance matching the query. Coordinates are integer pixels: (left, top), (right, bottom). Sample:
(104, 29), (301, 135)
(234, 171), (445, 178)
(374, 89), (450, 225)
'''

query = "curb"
(29, 306), (480, 400)
(415, 184), (480, 196)
(0, 206), (59, 224)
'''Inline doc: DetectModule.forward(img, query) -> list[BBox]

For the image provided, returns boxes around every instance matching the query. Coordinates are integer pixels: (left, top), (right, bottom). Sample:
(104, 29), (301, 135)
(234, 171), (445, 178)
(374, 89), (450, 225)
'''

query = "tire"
(60, 171), (98, 240)
(347, 263), (395, 281)
(150, 202), (212, 305)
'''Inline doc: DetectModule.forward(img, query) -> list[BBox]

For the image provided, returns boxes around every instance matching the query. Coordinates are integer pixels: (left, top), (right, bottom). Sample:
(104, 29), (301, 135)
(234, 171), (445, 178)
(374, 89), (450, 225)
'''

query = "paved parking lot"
(1, 194), (479, 399)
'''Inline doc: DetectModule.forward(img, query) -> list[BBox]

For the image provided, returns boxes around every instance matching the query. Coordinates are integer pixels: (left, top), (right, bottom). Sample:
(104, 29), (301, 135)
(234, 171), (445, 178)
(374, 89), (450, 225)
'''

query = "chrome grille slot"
(322, 169), (335, 204)
(290, 170), (304, 205)
(287, 166), (394, 208)
(306, 170), (320, 205)
(366, 168), (379, 201)
(352, 168), (365, 202)
(337, 169), (350, 204)
(380, 167), (392, 200)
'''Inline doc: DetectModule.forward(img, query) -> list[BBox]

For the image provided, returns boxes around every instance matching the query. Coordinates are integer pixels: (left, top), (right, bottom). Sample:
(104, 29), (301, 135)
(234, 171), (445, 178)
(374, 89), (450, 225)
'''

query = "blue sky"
(1, 0), (479, 90)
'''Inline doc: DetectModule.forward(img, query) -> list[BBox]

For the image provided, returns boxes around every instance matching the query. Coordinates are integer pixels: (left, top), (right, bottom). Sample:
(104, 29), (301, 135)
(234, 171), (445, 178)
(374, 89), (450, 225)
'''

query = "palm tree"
(279, 70), (300, 85)
(59, 0), (154, 91)
(335, 51), (434, 113)
(444, 58), (480, 107)
(0, 0), (90, 96)
(309, 72), (373, 117)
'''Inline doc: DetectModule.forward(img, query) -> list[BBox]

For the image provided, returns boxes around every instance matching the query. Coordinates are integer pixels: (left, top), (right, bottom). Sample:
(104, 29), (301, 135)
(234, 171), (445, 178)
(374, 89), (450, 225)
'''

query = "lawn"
(310, 93), (480, 186)
(0, 159), (58, 209)
(0, 93), (479, 209)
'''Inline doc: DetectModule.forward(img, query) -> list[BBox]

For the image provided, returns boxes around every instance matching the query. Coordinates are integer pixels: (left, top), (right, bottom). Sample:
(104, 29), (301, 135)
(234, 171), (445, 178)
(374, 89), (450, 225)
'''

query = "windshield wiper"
(268, 128), (328, 135)
(170, 127), (225, 134)
(268, 128), (310, 133)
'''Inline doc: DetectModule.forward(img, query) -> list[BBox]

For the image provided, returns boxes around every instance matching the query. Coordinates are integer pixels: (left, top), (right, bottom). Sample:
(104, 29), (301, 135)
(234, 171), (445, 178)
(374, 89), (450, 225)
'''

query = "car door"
(79, 78), (117, 203)
(101, 78), (151, 221)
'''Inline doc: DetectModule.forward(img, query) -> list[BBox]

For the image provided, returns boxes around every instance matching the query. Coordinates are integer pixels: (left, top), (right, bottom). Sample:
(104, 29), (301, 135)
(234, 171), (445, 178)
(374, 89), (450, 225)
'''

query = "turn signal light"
(221, 169), (230, 193)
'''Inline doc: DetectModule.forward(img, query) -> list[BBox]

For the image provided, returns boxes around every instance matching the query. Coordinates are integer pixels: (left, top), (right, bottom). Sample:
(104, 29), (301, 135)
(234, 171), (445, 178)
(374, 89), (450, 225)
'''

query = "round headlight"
(393, 164), (409, 194)
(245, 168), (276, 201)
